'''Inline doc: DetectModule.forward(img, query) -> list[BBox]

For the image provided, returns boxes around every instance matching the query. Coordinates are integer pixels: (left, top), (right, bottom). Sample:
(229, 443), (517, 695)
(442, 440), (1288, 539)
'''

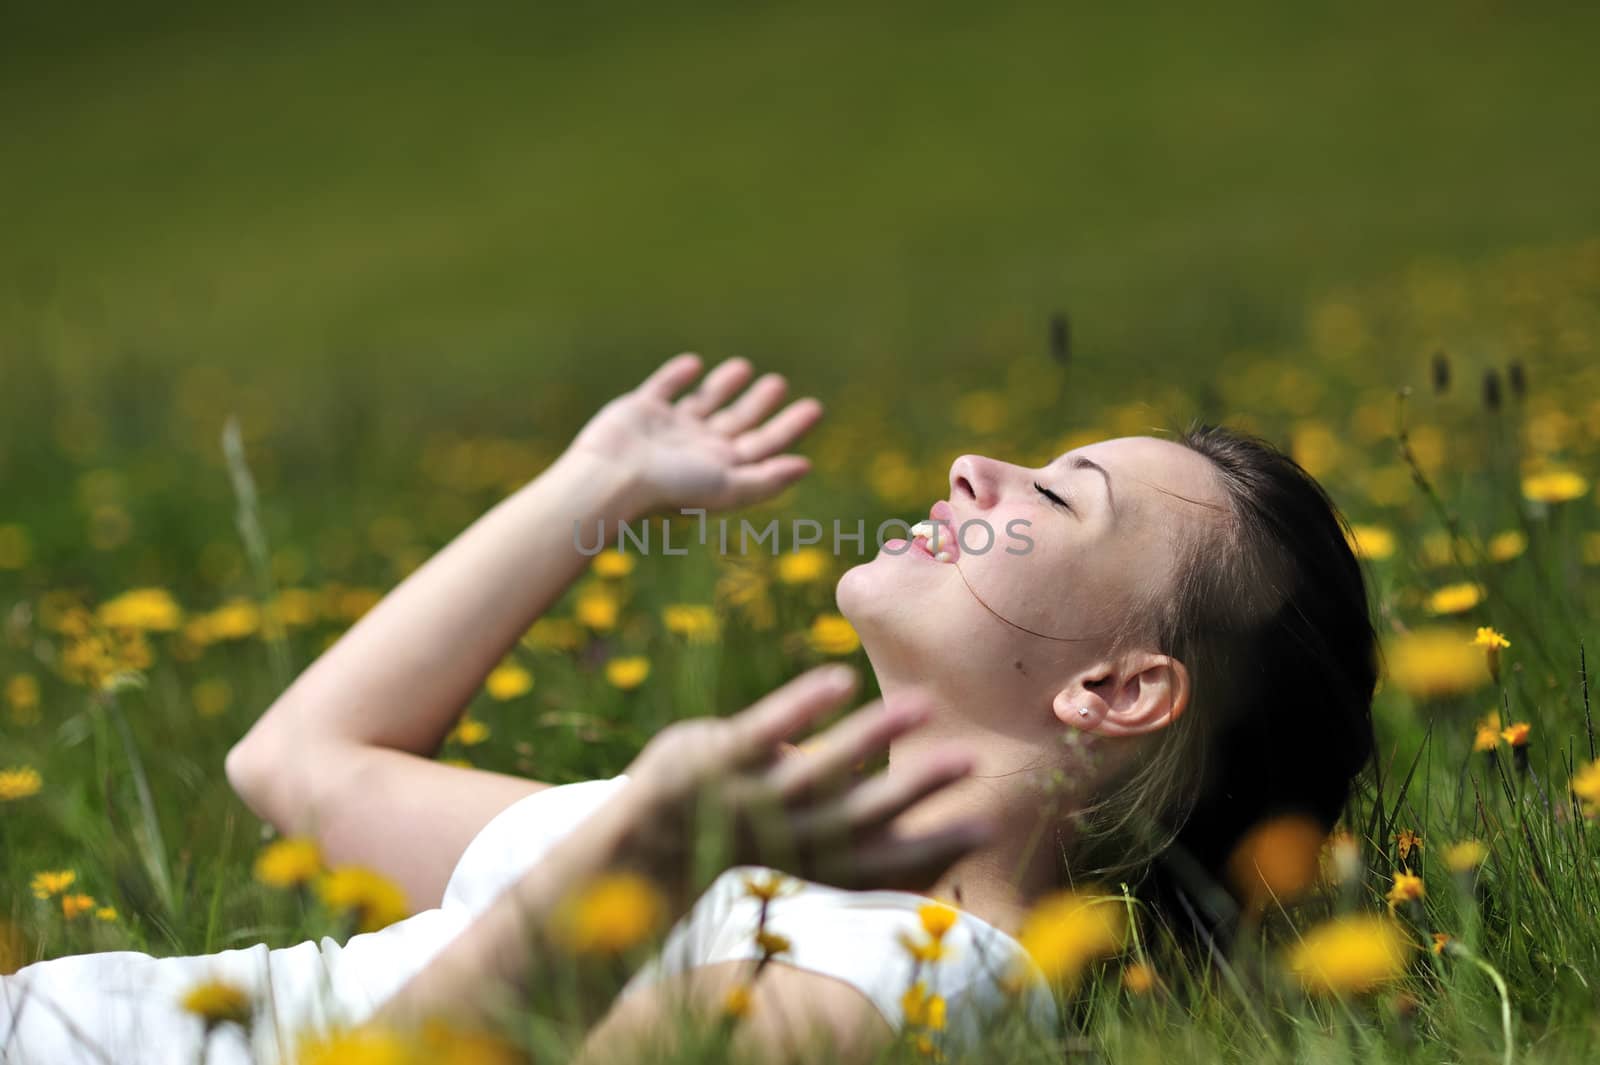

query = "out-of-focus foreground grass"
(3, 2), (1600, 1062)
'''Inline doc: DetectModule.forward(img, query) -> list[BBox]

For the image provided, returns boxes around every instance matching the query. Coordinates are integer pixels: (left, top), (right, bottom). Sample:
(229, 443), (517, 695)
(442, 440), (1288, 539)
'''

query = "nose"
(949, 454), (1003, 509)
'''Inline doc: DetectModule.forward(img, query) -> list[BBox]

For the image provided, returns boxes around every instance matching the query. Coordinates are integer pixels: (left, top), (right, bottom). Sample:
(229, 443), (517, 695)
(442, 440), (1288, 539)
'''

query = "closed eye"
(1033, 480), (1073, 513)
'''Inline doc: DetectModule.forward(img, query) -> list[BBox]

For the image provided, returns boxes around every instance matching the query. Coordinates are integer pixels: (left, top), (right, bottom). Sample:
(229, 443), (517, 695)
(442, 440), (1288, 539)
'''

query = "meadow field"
(4, 2), (1600, 1061)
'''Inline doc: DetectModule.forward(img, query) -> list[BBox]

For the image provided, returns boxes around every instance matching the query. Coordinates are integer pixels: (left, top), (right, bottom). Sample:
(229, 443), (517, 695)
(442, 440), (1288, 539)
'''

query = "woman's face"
(836, 436), (1227, 737)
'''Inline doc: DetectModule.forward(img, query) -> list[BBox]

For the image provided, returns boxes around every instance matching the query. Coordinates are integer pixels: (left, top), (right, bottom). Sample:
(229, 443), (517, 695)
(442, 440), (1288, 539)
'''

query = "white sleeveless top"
(1, 776), (1056, 1063)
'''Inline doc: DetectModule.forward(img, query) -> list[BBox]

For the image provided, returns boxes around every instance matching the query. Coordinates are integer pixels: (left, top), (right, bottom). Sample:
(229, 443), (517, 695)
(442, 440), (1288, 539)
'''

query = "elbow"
(226, 725), (289, 829)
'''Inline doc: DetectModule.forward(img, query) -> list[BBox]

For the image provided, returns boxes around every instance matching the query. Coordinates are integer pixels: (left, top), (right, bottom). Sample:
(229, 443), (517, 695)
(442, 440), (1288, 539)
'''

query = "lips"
(908, 500), (961, 563)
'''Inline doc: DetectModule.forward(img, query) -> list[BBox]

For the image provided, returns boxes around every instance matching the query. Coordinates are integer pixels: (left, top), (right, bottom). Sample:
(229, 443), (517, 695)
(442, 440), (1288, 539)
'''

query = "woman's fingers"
(732, 397), (824, 463)
(768, 690), (933, 803)
(723, 454), (811, 506)
(707, 372), (788, 436)
(797, 746), (976, 839)
(726, 665), (859, 767)
(676, 356), (754, 417)
(836, 820), (994, 892)
(638, 352), (704, 401)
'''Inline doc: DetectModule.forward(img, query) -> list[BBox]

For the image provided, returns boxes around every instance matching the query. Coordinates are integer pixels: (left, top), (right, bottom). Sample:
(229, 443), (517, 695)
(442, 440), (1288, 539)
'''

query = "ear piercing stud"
(1077, 707), (1091, 719)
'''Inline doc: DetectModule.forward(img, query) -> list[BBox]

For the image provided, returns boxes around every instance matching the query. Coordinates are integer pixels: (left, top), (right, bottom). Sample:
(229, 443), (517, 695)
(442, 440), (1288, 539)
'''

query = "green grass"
(3, 2), (1600, 1061)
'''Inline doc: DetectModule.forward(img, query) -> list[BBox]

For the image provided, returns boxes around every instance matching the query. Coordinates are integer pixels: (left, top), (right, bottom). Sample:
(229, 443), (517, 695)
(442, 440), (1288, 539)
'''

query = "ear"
(1051, 652), (1190, 738)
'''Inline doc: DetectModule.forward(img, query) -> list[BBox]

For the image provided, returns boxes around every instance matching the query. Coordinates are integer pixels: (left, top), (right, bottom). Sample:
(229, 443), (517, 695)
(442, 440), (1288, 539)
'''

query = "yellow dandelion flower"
(575, 586), (620, 632)
(755, 930), (792, 958)
(416, 1018), (525, 1065)
(95, 906), (117, 922)
(662, 604), (720, 643)
(1015, 888), (1128, 989)
(1431, 932), (1453, 956)
(741, 871), (794, 902)
(604, 656), (651, 691)
(1226, 814), (1326, 911)
(1474, 724), (1501, 752)
(896, 930), (950, 965)
(1472, 626), (1511, 681)
(267, 588), (320, 628)
(449, 717), (491, 746)
(722, 984), (754, 1020)
(918, 902), (958, 941)
(6, 674), (40, 713)
(901, 981), (947, 1030)
(1345, 524), (1396, 562)
(1383, 626), (1491, 699)
(908, 1031), (944, 1061)
(776, 548), (830, 585)
(1487, 530), (1527, 562)
(1122, 962), (1157, 995)
(550, 871), (667, 955)
(31, 870), (76, 899)
(0, 766), (42, 801)
(522, 617), (585, 652)
(1443, 840), (1488, 873)
(1393, 828), (1422, 863)
(180, 978), (253, 1029)
(1286, 913), (1411, 995)
(96, 588), (183, 632)
(253, 838), (323, 889)
(201, 600), (261, 641)
(61, 893), (97, 920)
(1570, 759), (1600, 817)
(1424, 582), (1486, 616)
(591, 549), (637, 579)
(1501, 722), (1530, 747)
(1521, 468), (1589, 504)
(806, 614), (860, 656)
(317, 867), (410, 933)
(1386, 871), (1426, 911)
(295, 1025), (414, 1065)
(485, 663), (533, 700)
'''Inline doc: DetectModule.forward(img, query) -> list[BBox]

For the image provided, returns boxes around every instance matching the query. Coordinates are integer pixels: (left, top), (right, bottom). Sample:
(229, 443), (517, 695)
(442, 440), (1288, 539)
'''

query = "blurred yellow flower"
(897, 930), (949, 964)
(1226, 814), (1326, 912)
(1345, 524), (1396, 561)
(722, 984), (754, 1019)
(1471, 625), (1510, 682)
(1386, 871), (1426, 911)
(317, 867), (410, 932)
(0, 524), (31, 569)
(776, 547), (829, 584)
(1394, 828), (1422, 863)
(192, 678), (233, 719)
(741, 871), (794, 902)
(180, 978), (253, 1029)
(31, 870), (75, 899)
(1443, 840), (1488, 872)
(1501, 721), (1530, 747)
(267, 588), (320, 628)
(61, 893), (97, 919)
(901, 981), (947, 1030)
(1431, 932), (1453, 955)
(1521, 468), (1589, 504)
(1570, 759), (1600, 818)
(296, 1025), (415, 1065)
(449, 717), (491, 746)
(756, 930), (793, 958)
(97, 588), (183, 632)
(523, 617), (584, 652)
(591, 549), (636, 578)
(1285, 913), (1411, 995)
(550, 871), (666, 955)
(95, 906), (117, 922)
(1383, 626), (1491, 699)
(0, 766), (42, 801)
(662, 604), (720, 643)
(485, 663), (533, 700)
(604, 656), (651, 690)
(806, 614), (860, 656)
(254, 838), (323, 889)
(919, 902), (958, 941)
(5, 674), (40, 719)
(1015, 888), (1127, 989)
(1122, 962), (1157, 995)
(1486, 530), (1527, 562)
(1424, 582), (1486, 616)
(575, 586), (620, 632)
(955, 390), (1008, 435)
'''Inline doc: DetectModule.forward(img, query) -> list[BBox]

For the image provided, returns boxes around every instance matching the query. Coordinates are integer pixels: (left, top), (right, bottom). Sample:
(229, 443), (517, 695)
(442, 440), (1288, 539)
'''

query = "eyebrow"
(1057, 454), (1115, 520)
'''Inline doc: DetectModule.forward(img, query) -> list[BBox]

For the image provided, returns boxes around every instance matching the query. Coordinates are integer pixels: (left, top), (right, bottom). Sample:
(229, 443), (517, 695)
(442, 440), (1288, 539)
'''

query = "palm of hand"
(570, 354), (822, 513)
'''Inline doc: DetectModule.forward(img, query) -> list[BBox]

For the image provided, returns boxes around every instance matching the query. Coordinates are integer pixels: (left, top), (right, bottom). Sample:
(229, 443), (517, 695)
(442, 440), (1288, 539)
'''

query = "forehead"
(1049, 435), (1227, 519)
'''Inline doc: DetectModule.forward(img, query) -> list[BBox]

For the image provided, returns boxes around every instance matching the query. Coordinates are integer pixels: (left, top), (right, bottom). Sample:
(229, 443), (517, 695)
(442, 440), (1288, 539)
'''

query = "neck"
(882, 687), (1074, 937)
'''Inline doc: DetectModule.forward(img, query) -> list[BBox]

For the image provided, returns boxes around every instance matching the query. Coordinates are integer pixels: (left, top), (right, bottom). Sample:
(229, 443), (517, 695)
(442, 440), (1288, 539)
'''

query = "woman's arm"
(372, 668), (990, 1047)
(225, 354), (822, 908)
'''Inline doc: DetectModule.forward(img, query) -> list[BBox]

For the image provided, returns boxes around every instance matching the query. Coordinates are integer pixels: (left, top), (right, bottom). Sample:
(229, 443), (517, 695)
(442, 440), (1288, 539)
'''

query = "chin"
(835, 555), (948, 665)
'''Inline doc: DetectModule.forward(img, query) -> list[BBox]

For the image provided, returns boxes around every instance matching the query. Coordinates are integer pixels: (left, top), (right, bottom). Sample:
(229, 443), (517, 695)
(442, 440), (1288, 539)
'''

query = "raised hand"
(569, 353), (823, 513)
(615, 665), (992, 905)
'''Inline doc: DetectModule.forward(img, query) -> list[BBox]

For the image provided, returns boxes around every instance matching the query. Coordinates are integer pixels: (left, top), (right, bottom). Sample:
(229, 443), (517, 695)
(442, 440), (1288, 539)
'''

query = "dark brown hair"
(1061, 420), (1380, 947)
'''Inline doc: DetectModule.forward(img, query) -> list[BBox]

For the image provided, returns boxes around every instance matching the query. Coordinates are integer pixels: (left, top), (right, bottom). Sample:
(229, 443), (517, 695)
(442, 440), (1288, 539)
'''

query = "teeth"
(934, 551), (952, 563)
(909, 521), (936, 539)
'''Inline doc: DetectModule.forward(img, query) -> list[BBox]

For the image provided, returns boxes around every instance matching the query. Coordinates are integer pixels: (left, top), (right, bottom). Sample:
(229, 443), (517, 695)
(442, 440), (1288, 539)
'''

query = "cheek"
(956, 529), (1112, 638)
